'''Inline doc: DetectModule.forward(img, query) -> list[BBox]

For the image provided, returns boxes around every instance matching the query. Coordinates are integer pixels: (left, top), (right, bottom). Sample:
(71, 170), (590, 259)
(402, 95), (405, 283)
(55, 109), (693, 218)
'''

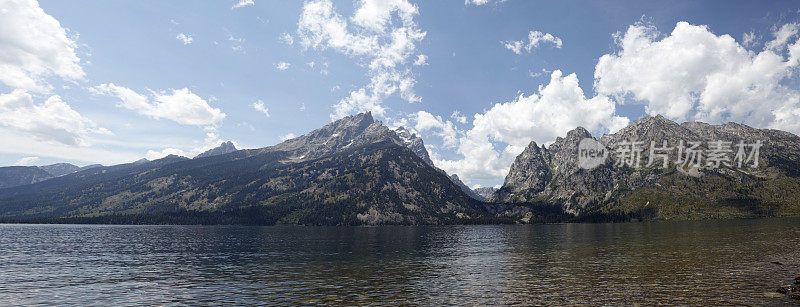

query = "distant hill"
(0, 163), (103, 189)
(0, 166), (53, 189)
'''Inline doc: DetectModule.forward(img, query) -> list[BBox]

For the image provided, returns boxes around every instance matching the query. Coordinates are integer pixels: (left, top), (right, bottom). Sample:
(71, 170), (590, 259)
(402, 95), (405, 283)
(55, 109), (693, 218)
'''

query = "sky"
(2, 0), (800, 188)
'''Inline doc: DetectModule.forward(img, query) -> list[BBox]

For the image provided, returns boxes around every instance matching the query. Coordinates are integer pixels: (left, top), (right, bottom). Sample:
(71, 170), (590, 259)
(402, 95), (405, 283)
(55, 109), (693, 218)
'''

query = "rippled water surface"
(1, 219), (799, 305)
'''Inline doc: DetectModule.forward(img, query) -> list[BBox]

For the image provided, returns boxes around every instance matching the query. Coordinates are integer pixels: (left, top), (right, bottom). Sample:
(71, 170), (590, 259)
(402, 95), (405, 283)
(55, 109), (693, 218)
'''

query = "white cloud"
(502, 30), (562, 54)
(146, 131), (234, 160)
(251, 100), (270, 117)
(766, 23), (798, 50)
(464, 0), (490, 5)
(280, 133), (296, 141)
(0, 89), (110, 146)
(430, 70), (628, 185)
(0, 0), (85, 92)
(742, 30), (758, 47)
(275, 62), (291, 70)
(227, 33), (245, 52)
(13, 156), (39, 166)
(0, 127), (140, 165)
(413, 54), (428, 66)
(300, 103), (306, 111)
(92, 83), (226, 126)
(176, 33), (193, 45)
(450, 110), (467, 124)
(413, 111), (459, 148)
(279, 32), (294, 45)
(146, 147), (187, 160)
(528, 68), (551, 78)
(297, 0), (426, 120)
(231, 0), (254, 9)
(595, 21), (800, 134)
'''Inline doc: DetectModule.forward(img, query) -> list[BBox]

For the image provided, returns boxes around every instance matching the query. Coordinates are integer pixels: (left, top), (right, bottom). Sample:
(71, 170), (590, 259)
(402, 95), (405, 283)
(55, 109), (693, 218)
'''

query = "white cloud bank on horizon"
(0, 89), (111, 146)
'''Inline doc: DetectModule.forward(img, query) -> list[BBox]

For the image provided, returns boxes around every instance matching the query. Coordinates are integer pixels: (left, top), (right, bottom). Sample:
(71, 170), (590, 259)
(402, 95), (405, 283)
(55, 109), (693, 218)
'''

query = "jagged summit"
(493, 114), (800, 220)
(196, 141), (238, 158)
(394, 126), (434, 166)
(260, 112), (436, 166)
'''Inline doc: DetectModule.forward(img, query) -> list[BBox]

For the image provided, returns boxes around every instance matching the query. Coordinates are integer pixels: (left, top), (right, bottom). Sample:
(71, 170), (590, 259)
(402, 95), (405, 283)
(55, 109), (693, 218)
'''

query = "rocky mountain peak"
(491, 140), (551, 202)
(493, 114), (800, 219)
(263, 112), (438, 165)
(196, 141), (238, 159)
(394, 126), (434, 166)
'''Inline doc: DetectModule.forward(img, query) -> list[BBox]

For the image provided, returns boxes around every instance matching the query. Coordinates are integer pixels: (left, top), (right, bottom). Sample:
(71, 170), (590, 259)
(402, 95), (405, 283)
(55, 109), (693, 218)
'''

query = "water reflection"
(0, 219), (798, 305)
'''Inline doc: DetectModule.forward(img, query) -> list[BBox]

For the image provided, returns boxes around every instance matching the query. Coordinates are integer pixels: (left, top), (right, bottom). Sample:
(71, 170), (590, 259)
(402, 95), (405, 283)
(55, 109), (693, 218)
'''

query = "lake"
(1, 218), (798, 305)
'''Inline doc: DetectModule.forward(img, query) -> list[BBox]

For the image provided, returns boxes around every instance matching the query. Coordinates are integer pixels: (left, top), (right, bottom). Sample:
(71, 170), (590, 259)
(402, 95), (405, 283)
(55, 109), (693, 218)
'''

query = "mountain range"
(1, 113), (799, 225)
(492, 115), (800, 221)
(0, 113), (497, 225)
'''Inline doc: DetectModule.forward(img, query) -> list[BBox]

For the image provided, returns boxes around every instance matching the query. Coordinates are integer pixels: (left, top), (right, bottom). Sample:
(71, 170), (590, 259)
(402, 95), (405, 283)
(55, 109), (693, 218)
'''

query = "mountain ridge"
(492, 115), (800, 220)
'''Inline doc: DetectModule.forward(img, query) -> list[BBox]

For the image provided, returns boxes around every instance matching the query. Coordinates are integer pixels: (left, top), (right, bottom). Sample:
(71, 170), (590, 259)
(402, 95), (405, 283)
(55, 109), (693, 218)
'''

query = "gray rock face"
(196, 141), (238, 158)
(493, 115), (800, 217)
(473, 187), (498, 201)
(448, 174), (483, 200)
(492, 141), (551, 202)
(394, 126), (434, 166)
(262, 112), (413, 162)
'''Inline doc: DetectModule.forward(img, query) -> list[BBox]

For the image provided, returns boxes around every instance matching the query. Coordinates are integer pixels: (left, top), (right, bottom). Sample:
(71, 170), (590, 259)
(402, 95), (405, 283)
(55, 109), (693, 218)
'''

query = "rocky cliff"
(493, 115), (800, 220)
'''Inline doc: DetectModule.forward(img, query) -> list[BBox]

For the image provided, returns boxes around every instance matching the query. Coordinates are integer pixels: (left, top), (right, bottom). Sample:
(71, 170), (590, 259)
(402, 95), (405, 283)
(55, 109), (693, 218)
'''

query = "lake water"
(1, 219), (799, 305)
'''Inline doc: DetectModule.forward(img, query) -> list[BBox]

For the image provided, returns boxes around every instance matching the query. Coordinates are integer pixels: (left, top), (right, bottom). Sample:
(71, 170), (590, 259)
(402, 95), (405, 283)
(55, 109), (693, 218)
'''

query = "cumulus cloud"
(413, 111), (459, 148)
(0, 89), (110, 146)
(297, 0), (426, 120)
(231, 0), (254, 9)
(176, 33), (193, 45)
(0, 0), (85, 92)
(251, 100), (270, 117)
(428, 71), (628, 185)
(595, 21), (800, 134)
(502, 30), (562, 54)
(13, 156), (39, 166)
(275, 62), (291, 70)
(92, 83), (226, 126)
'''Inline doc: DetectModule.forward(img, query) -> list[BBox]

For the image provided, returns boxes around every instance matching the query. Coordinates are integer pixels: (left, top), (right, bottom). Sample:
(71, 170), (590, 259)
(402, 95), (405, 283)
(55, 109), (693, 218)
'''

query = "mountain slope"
(0, 113), (492, 225)
(493, 116), (800, 220)
(38, 163), (81, 177)
(0, 166), (53, 189)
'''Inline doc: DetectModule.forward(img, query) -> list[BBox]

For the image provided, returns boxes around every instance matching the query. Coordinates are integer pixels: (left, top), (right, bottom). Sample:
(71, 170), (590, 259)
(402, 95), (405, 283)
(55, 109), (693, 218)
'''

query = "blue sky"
(2, 0), (800, 187)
